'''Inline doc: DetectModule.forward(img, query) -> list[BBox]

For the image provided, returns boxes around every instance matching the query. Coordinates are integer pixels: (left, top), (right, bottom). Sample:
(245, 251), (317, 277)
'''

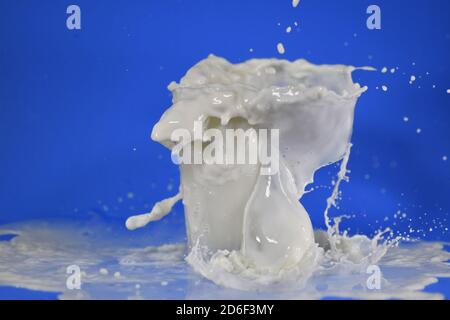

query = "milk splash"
(0, 218), (449, 299)
(126, 55), (406, 289)
(1, 56), (449, 300)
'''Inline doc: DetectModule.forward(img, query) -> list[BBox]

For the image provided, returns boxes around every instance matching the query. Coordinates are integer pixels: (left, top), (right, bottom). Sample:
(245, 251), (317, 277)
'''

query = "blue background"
(0, 0), (449, 298)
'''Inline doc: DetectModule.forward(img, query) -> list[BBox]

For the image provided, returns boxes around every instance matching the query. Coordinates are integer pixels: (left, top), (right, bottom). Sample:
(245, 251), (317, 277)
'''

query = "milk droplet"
(99, 268), (109, 275)
(277, 42), (285, 54)
(381, 67), (387, 73)
(390, 68), (396, 74)
(416, 128), (422, 134)
(443, 155), (448, 161)
(292, 0), (300, 8)
(410, 75), (416, 84)
(403, 116), (409, 122)
(447, 89), (450, 94)
(382, 85), (388, 92)
(286, 26), (292, 33)
(114, 272), (121, 278)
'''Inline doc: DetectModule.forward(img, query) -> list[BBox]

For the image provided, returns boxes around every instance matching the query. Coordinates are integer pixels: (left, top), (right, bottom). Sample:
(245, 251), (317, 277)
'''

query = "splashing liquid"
(0, 56), (449, 299)
(123, 55), (447, 292)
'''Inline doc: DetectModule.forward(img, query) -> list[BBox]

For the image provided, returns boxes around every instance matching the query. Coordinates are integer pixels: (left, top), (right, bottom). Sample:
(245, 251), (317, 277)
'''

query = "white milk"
(127, 55), (376, 281)
(1, 221), (449, 299)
